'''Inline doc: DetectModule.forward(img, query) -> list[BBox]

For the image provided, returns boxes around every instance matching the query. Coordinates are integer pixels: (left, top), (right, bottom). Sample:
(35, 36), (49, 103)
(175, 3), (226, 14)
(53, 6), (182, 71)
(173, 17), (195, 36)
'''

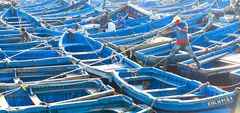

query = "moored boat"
(112, 67), (240, 113)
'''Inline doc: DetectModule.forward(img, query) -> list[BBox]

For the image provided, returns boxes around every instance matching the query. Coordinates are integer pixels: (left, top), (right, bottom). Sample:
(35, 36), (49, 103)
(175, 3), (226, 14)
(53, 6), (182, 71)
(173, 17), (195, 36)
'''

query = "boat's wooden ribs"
(0, 95), (9, 108)
(28, 94), (42, 105)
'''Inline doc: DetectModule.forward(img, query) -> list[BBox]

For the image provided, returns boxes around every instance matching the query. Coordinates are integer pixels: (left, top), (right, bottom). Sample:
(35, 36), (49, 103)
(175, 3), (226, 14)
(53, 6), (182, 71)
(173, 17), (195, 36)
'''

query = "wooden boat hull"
(0, 64), (87, 83)
(59, 31), (142, 78)
(112, 67), (240, 112)
(0, 78), (116, 111)
(0, 95), (149, 113)
(0, 57), (73, 69)
(178, 45), (240, 90)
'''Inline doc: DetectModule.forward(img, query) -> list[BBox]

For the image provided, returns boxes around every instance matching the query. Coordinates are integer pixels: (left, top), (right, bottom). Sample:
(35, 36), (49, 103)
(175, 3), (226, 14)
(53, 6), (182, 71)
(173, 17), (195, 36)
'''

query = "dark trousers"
(163, 42), (200, 68)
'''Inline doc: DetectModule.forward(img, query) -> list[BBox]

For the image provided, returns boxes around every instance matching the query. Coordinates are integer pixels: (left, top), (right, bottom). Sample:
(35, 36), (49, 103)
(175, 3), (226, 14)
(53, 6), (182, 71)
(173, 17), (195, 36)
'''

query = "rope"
(184, 82), (209, 94)
(217, 82), (240, 89)
(206, 29), (240, 48)
(148, 97), (160, 113)
(147, 81), (209, 112)
(1, 86), (22, 96)
(1, 36), (59, 61)
(0, 48), (15, 61)
(81, 31), (102, 58)
(153, 57), (167, 67)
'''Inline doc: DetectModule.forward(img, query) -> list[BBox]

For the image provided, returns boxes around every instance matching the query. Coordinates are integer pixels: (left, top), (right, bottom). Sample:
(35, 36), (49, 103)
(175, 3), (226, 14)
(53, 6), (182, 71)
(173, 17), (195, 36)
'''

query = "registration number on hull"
(208, 97), (233, 106)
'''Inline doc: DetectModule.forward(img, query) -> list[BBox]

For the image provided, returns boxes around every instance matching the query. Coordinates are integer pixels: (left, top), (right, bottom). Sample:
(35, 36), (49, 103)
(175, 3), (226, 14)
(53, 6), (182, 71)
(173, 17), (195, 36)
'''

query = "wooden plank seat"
(144, 88), (178, 93)
(208, 40), (226, 45)
(159, 94), (204, 99)
(29, 94), (42, 105)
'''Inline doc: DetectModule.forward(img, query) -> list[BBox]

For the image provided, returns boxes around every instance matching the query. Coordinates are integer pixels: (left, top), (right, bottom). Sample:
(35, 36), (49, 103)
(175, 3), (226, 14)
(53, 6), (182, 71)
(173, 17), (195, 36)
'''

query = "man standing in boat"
(157, 16), (201, 70)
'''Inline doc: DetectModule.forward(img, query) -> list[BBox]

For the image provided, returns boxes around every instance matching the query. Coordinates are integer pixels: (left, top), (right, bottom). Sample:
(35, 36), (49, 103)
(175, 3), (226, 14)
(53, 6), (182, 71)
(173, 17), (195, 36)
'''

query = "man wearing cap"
(157, 16), (201, 70)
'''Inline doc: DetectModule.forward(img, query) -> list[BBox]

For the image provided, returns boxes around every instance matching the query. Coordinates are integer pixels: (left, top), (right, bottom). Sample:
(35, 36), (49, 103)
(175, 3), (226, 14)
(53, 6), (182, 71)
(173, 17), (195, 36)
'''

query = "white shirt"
(106, 22), (116, 32)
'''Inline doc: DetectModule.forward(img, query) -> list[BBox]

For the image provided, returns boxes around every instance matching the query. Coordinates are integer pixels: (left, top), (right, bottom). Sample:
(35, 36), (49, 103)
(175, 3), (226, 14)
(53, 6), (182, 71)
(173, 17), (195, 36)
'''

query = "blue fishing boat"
(0, 78), (117, 111)
(0, 95), (150, 113)
(0, 29), (29, 43)
(100, 10), (211, 54)
(143, 0), (195, 9)
(0, 8), (63, 42)
(144, 0), (230, 12)
(0, 64), (88, 83)
(19, 0), (58, 9)
(112, 67), (240, 112)
(155, 0), (230, 15)
(1, 7), (42, 29)
(155, 0), (199, 14)
(110, 3), (151, 20)
(135, 21), (240, 66)
(29, 0), (85, 15)
(23, 0), (70, 14)
(59, 30), (142, 78)
(37, 3), (96, 20)
(44, 4), (150, 33)
(178, 44), (240, 90)
(78, 4), (151, 34)
(0, 2), (10, 11)
(0, 40), (58, 50)
(85, 15), (150, 34)
(0, 56), (73, 69)
(41, 9), (102, 27)
(0, 29), (61, 43)
(89, 13), (176, 38)
(0, 46), (69, 60)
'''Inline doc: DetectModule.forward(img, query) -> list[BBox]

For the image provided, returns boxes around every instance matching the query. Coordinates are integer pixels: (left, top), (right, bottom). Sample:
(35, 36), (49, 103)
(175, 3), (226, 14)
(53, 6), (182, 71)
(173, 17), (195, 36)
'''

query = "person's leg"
(238, 8), (240, 19)
(162, 44), (182, 69)
(233, 5), (240, 20)
(183, 43), (201, 69)
(233, 8), (237, 20)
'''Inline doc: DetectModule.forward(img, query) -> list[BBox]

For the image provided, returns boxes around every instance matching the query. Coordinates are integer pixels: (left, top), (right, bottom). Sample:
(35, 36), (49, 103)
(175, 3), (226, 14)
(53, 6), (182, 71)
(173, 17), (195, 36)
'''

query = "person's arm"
(176, 25), (188, 33)
(21, 36), (26, 42)
(101, 23), (108, 29)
